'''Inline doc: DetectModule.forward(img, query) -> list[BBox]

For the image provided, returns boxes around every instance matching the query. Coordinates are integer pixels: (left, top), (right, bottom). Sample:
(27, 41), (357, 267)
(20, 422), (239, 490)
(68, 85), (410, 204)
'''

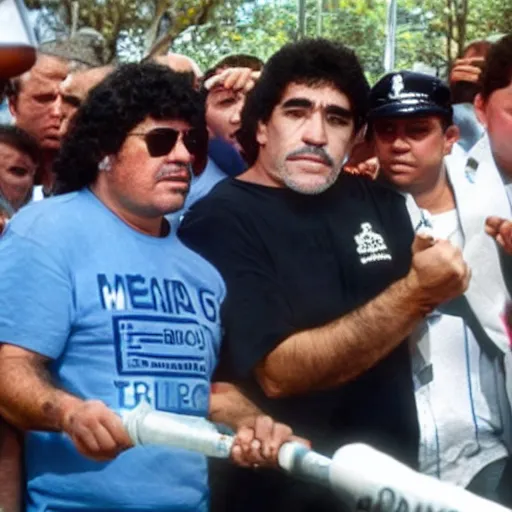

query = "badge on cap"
(389, 74), (404, 99)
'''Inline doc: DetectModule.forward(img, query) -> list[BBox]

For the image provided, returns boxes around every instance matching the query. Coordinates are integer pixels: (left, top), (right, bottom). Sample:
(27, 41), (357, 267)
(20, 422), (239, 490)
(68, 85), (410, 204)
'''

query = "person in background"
(179, 38), (470, 511)
(166, 54), (264, 226)
(369, 70), (512, 505)
(344, 38), (493, 180)
(59, 65), (114, 137)
(0, 125), (40, 232)
(466, 35), (512, 262)
(152, 52), (203, 88)
(202, 54), (263, 176)
(6, 52), (70, 198)
(449, 40), (493, 153)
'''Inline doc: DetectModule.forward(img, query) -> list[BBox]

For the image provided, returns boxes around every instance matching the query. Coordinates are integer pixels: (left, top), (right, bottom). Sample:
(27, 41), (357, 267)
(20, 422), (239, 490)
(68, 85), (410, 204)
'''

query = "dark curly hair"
(237, 38), (370, 166)
(0, 125), (41, 166)
(480, 34), (512, 100)
(54, 62), (206, 193)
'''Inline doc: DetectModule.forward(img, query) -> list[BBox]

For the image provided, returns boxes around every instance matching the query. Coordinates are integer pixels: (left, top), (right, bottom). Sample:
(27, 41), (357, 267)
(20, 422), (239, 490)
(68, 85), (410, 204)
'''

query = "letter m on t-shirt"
(98, 274), (127, 310)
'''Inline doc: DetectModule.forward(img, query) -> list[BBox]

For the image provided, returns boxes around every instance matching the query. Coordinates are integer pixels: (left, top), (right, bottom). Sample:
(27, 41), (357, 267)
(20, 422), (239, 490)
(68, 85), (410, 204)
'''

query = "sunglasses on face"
(128, 127), (206, 158)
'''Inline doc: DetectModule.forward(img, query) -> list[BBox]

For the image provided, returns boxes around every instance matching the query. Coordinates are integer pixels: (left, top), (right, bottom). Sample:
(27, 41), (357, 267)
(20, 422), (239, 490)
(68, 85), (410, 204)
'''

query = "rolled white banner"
(328, 444), (510, 512)
(123, 403), (511, 512)
(123, 401), (234, 458)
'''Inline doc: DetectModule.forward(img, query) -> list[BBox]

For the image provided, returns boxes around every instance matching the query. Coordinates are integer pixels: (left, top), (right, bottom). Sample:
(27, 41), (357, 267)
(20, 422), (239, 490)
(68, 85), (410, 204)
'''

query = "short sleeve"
(0, 228), (74, 359)
(180, 204), (296, 378)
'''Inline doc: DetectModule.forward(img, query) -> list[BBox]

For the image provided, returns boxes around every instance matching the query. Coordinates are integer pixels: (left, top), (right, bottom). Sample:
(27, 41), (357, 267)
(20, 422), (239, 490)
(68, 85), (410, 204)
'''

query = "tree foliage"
(26, 0), (221, 62)
(174, 0), (509, 80)
(26, 0), (511, 78)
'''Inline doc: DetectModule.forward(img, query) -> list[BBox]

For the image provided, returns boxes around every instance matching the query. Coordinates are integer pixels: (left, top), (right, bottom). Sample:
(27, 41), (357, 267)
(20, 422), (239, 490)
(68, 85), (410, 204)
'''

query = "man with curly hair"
(179, 38), (470, 511)
(0, 63), (299, 512)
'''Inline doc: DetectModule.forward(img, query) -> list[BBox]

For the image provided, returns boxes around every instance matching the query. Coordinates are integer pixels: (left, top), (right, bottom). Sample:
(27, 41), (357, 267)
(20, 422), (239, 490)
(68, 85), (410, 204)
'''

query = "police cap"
(369, 71), (452, 119)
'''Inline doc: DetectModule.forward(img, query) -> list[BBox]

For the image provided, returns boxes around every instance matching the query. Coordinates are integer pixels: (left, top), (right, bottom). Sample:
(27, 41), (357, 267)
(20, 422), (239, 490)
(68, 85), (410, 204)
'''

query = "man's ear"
(443, 125), (460, 156)
(256, 120), (268, 146)
(348, 124), (367, 155)
(7, 95), (18, 119)
(474, 93), (487, 127)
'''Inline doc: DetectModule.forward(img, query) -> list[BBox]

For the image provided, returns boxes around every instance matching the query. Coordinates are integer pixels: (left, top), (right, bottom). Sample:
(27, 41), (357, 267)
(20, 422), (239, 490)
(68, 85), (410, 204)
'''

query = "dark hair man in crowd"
(0, 63), (298, 512)
(369, 70), (512, 505)
(0, 125), (39, 225)
(179, 38), (470, 511)
(6, 52), (70, 198)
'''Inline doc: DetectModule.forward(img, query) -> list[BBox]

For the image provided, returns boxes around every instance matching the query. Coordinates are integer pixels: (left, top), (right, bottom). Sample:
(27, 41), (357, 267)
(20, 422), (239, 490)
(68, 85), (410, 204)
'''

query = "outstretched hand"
(449, 57), (485, 84)
(203, 67), (261, 94)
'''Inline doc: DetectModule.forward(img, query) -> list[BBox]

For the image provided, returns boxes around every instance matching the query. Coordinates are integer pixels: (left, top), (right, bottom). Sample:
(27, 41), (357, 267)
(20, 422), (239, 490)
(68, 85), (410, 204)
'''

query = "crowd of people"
(0, 18), (511, 512)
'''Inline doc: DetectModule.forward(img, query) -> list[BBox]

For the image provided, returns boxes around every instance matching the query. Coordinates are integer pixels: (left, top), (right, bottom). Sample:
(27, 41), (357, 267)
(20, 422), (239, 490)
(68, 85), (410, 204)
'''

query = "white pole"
(316, 0), (322, 37)
(297, 0), (306, 40)
(384, 0), (398, 72)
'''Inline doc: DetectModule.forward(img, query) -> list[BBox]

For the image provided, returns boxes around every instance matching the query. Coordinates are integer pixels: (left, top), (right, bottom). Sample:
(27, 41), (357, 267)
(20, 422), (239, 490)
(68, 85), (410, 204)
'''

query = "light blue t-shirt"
(0, 188), (226, 511)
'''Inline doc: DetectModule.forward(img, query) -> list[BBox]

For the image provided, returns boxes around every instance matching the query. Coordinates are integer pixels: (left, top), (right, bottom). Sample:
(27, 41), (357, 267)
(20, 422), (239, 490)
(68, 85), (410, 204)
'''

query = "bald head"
(152, 52), (202, 86)
(59, 65), (114, 136)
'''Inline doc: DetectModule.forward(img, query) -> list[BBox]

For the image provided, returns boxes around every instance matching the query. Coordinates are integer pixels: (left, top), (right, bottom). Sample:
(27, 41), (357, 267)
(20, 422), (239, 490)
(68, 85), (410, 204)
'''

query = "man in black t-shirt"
(179, 39), (471, 511)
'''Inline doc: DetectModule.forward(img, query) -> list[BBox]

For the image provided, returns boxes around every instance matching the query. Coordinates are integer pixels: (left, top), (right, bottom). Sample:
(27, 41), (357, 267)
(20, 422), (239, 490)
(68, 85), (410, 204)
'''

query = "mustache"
(286, 145), (334, 167)
(155, 163), (191, 181)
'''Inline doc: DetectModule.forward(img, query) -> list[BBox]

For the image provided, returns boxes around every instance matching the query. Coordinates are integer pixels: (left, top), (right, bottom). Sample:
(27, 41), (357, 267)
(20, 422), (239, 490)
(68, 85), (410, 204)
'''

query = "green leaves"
(29, 0), (510, 73)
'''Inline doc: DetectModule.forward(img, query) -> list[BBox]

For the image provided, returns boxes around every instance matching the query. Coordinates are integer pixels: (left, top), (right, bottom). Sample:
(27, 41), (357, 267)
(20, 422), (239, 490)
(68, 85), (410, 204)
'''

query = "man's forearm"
(0, 347), (82, 432)
(0, 418), (22, 512)
(208, 382), (263, 430)
(256, 277), (425, 398)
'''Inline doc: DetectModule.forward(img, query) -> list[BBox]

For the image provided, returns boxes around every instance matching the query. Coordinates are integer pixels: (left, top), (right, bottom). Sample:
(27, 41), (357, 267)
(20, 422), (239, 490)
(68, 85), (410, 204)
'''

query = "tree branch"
(147, 0), (218, 57)
(446, 0), (454, 67)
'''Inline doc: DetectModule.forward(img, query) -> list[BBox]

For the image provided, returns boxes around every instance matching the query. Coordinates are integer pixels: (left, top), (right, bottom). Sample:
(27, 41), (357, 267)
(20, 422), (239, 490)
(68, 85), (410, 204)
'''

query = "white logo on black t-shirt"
(354, 222), (392, 265)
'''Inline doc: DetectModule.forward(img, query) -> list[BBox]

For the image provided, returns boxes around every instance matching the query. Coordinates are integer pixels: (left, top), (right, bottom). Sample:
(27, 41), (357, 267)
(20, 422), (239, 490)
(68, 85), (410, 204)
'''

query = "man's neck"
(237, 160), (283, 188)
(407, 165), (456, 215)
(90, 181), (166, 237)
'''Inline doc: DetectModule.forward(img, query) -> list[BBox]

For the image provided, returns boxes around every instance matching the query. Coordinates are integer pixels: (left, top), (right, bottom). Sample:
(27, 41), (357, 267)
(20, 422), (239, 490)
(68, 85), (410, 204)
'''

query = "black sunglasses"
(128, 127), (207, 159)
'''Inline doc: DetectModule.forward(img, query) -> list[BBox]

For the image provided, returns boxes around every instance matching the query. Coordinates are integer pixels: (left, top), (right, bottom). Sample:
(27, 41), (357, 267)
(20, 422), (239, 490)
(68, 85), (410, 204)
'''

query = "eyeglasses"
(127, 127), (207, 159)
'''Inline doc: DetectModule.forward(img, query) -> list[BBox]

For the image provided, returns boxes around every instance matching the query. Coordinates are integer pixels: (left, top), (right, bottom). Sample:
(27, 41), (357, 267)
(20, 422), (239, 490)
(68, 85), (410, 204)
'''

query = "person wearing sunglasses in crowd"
(0, 63), (301, 512)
